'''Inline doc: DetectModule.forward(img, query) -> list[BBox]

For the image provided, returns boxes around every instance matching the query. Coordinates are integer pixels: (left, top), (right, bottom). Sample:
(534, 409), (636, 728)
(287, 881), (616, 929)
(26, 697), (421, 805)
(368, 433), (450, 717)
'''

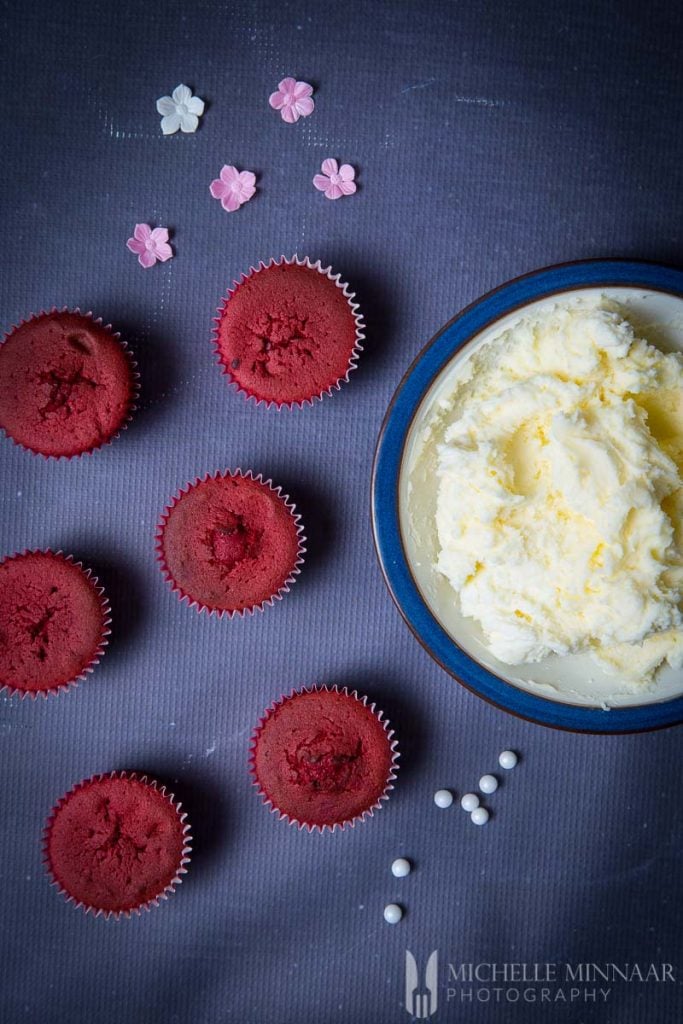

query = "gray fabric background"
(1, 1), (681, 1021)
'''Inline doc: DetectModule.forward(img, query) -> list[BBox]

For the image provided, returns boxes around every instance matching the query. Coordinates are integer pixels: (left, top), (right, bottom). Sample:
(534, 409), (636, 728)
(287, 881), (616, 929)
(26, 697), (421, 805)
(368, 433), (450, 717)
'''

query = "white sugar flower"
(156, 84), (205, 135)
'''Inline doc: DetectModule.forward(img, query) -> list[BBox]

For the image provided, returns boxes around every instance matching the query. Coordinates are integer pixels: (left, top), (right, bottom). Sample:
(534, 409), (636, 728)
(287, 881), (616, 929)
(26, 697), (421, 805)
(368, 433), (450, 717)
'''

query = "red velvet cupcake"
(0, 309), (137, 458)
(249, 686), (399, 832)
(156, 469), (305, 617)
(0, 550), (111, 698)
(212, 256), (365, 408)
(43, 772), (191, 918)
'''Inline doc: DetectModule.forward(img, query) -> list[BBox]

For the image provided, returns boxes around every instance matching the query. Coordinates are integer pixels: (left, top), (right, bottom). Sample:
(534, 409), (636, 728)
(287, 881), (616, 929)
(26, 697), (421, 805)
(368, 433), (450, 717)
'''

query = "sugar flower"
(313, 159), (357, 200)
(269, 78), (315, 123)
(156, 84), (205, 135)
(126, 224), (173, 268)
(209, 165), (257, 212)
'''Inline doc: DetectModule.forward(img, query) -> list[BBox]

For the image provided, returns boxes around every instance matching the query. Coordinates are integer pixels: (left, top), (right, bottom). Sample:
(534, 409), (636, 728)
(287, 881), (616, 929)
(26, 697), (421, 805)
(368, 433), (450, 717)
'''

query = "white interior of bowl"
(400, 286), (683, 708)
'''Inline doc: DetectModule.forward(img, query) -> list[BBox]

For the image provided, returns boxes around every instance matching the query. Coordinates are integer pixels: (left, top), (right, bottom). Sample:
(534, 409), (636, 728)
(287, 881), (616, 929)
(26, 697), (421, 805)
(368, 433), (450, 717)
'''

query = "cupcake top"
(213, 258), (364, 407)
(157, 471), (304, 615)
(0, 310), (136, 457)
(0, 550), (110, 697)
(250, 687), (398, 830)
(44, 773), (191, 917)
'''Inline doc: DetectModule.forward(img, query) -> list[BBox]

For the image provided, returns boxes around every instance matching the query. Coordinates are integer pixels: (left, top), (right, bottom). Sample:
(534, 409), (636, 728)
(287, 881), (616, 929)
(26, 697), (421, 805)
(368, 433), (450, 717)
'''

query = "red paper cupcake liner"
(0, 549), (112, 700)
(248, 684), (400, 833)
(42, 771), (192, 920)
(0, 307), (139, 460)
(211, 254), (366, 409)
(155, 468), (307, 618)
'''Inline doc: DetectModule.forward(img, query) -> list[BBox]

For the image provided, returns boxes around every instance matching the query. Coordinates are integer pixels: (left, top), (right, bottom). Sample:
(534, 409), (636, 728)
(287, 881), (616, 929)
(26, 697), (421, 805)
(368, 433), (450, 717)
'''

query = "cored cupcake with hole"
(156, 469), (305, 616)
(212, 255), (365, 408)
(0, 550), (111, 698)
(0, 309), (137, 458)
(43, 771), (191, 918)
(249, 685), (399, 832)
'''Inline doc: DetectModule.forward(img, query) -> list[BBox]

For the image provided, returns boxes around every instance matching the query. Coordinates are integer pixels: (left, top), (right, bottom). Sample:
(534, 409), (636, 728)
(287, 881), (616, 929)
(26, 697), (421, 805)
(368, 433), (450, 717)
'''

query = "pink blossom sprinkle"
(313, 159), (357, 200)
(209, 165), (257, 212)
(269, 78), (315, 123)
(126, 224), (173, 268)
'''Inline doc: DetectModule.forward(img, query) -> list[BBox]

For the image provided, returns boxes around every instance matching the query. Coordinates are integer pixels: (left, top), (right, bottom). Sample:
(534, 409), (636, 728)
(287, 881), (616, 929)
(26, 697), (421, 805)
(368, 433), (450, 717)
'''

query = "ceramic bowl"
(372, 259), (683, 731)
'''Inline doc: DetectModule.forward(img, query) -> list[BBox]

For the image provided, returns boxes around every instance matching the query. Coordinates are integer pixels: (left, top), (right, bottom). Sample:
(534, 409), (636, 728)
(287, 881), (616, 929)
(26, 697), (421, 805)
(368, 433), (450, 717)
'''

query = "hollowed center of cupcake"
(250, 312), (318, 376)
(5, 588), (62, 665)
(37, 365), (99, 416)
(27, 604), (56, 660)
(210, 512), (262, 570)
(80, 796), (164, 876)
(287, 733), (363, 793)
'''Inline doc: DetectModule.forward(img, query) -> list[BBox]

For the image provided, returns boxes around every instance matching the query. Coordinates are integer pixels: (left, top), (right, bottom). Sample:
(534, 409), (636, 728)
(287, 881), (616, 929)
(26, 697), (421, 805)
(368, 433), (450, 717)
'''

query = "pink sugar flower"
(269, 78), (315, 123)
(126, 223), (173, 268)
(313, 159), (357, 200)
(209, 165), (257, 212)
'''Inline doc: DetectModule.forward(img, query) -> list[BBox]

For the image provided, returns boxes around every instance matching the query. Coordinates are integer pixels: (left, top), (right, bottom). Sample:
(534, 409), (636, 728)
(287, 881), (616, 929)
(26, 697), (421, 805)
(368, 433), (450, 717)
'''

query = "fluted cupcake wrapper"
(42, 770), (192, 920)
(211, 254), (366, 409)
(155, 468), (307, 618)
(248, 684), (400, 833)
(0, 307), (139, 459)
(0, 549), (111, 700)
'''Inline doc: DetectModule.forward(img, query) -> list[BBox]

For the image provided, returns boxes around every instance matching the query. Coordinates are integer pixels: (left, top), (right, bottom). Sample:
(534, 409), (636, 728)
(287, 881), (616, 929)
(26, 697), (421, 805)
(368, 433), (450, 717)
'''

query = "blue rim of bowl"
(372, 258), (683, 733)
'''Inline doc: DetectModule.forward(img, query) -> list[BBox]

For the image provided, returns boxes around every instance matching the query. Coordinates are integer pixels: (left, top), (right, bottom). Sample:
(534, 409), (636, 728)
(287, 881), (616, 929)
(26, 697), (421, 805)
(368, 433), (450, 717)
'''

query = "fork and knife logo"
(405, 950), (439, 1018)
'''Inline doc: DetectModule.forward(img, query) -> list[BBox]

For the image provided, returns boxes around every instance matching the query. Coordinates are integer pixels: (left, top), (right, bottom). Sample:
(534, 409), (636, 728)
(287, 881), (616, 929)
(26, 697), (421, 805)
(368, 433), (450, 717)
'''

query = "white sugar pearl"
(498, 750), (518, 770)
(460, 792), (479, 812)
(384, 903), (403, 924)
(471, 807), (490, 826)
(479, 774), (498, 794)
(391, 858), (411, 878)
(434, 789), (453, 809)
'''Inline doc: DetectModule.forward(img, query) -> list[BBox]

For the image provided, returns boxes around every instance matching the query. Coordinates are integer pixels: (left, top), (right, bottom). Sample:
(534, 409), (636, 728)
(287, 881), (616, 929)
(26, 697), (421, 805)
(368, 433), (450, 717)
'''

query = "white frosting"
(435, 304), (683, 686)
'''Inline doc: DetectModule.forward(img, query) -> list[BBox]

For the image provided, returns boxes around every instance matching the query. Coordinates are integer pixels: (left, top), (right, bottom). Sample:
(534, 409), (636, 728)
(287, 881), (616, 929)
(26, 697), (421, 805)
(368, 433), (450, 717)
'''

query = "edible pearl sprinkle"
(391, 858), (411, 878)
(384, 903), (403, 924)
(434, 789), (454, 808)
(471, 807), (490, 825)
(479, 774), (498, 794)
(498, 750), (518, 770)
(460, 792), (479, 812)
